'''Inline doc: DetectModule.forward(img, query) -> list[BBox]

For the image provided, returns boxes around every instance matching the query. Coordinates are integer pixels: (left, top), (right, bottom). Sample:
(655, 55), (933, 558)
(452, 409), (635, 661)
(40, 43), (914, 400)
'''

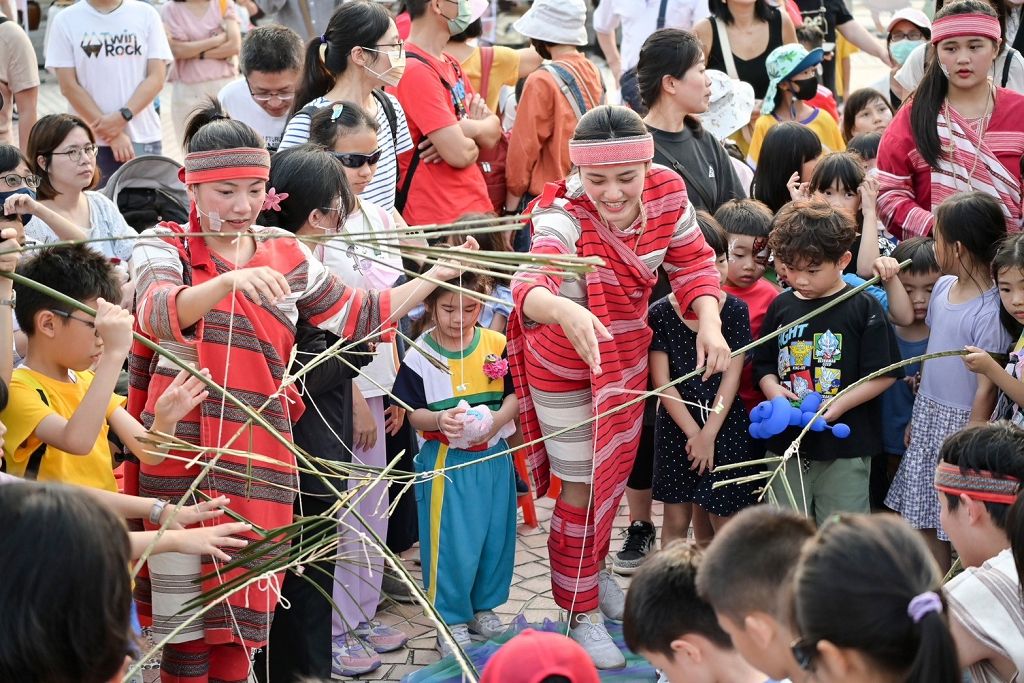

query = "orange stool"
(514, 449), (537, 528)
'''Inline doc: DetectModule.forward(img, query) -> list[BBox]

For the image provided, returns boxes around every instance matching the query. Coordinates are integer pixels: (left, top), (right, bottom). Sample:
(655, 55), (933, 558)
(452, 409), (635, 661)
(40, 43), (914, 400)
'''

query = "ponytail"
(795, 514), (959, 683)
(290, 1), (392, 117)
(905, 608), (961, 683)
(182, 99), (264, 154)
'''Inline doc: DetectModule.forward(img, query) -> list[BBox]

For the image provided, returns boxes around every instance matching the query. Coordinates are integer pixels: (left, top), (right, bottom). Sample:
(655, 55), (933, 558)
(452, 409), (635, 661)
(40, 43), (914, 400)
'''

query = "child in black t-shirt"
(753, 198), (903, 524)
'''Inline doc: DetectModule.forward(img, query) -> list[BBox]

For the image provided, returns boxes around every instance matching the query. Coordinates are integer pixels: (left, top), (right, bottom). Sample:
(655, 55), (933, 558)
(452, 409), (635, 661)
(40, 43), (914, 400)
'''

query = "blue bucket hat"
(762, 44), (825, 115)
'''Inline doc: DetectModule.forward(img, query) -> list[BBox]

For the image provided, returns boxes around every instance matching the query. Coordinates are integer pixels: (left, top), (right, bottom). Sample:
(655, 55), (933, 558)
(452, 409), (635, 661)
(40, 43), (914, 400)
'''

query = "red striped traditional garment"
(124, 214), (391, 649)
(507, 166), (720, 561)
(877, 87), (1024, 239)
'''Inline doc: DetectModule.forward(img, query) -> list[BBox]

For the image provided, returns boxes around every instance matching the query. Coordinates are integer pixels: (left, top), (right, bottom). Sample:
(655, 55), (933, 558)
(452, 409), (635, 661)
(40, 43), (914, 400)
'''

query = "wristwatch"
(149, 498), (169, 525)
(119, 107), (134, 122)
(0, 295), (15, 308)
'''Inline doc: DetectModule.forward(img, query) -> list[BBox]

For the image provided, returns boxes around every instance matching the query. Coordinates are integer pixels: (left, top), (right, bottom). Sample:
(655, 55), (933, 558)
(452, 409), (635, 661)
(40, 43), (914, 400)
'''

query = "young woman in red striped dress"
(507, 105), (730, 669)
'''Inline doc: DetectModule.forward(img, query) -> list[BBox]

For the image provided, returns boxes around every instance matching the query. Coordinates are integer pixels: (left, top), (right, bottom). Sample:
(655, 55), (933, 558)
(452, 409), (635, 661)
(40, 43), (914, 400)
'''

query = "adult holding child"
(877, 0), (1024, 239)
(126, 102), (476, 682)
(507, 104), (729, 669)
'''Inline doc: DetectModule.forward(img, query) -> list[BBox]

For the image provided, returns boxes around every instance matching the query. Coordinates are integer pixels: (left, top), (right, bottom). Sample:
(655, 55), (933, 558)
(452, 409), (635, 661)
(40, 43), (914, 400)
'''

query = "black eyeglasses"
(891, 30), (925, 42)
(790, 637), (819, 671)
(49, 144), (98, 163)
(2, 173), (41, 189)
(332, 149), (382, 168)
(245, 79), (296, 103)
(49, 308), (97, 331)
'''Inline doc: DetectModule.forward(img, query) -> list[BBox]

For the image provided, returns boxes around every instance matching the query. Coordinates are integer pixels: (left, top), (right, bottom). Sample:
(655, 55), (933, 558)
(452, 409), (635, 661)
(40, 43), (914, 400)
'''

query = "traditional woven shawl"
(507, 168), (719, 559)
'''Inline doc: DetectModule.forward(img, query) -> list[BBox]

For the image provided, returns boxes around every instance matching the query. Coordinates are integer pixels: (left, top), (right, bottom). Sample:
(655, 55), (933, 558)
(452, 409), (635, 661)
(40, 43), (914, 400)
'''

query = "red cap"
(479, 630), (601, 683)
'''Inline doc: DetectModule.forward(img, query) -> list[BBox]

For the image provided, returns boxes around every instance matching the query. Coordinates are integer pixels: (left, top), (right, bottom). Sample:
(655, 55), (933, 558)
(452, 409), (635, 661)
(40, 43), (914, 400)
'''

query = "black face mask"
(790, 76), (818, 101)
(530, 38), (552, 61)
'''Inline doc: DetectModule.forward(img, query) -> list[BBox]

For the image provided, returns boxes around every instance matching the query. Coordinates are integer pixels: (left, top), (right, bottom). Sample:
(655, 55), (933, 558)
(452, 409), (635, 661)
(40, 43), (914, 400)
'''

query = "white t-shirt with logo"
(44, 0), (172, 145)
(217, 78), (287, 152)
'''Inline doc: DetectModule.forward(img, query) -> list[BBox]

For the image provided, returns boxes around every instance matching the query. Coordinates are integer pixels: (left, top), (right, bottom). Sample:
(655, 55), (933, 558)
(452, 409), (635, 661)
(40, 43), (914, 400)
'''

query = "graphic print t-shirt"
(45, 0), (173, 145)
(752, 286), (903, 460)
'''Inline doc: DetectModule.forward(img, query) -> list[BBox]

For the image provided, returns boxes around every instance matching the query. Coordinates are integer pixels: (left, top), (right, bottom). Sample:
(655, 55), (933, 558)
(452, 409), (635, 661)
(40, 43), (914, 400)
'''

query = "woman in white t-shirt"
(278, 1), (413, 211)
(161, 0), (241, 148)
(26, 114), (137, 300)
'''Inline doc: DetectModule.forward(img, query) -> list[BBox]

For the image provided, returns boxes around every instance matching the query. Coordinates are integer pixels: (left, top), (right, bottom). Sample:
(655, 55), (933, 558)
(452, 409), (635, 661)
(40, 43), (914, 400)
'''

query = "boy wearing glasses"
(695, 505), (815, 683)
(0, 244), (202, 490)
(624, 541), (770, 683)
(219, 25), (304, 153)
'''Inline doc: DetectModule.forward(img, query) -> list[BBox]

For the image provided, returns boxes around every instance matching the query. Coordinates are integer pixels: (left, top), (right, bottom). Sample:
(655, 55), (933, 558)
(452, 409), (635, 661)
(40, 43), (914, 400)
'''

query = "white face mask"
(363, 47), (406, 87)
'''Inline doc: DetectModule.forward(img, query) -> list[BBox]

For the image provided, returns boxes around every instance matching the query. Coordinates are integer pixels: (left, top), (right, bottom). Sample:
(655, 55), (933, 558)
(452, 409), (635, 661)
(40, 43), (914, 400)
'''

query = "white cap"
(887, 8), (932, 34)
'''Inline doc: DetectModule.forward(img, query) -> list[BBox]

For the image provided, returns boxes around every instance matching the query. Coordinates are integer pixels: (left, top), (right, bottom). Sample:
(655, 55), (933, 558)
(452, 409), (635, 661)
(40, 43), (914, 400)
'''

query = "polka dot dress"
(650, 295), (758, 516)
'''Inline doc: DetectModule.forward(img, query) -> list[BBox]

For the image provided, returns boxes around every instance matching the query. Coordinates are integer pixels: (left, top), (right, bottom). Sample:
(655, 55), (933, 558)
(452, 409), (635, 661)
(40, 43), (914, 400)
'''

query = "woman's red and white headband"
(931, 13), (1001, 45)
(568, 134), (655, 167)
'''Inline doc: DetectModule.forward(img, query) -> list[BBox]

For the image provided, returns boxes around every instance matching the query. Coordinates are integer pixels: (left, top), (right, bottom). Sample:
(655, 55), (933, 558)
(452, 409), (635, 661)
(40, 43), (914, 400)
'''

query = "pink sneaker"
(331, 634), (381, 677)
(355, 620), (409, 653)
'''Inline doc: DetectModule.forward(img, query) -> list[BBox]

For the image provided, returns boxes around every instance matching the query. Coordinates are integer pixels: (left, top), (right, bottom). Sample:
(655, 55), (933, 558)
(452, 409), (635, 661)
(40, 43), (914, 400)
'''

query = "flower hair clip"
(263, 187), (289, 212)
(331, 103), (345, 122)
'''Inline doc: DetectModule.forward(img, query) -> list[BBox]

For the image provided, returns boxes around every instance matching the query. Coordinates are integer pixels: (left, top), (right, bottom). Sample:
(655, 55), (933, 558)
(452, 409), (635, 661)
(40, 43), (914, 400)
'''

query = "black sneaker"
(514, 469), (530, 495)
(610, 520), (656, 575)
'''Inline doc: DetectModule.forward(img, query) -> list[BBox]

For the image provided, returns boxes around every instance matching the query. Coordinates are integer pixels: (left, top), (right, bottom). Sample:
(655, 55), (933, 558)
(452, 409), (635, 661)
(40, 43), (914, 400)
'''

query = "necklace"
(943, 85), (994, 190)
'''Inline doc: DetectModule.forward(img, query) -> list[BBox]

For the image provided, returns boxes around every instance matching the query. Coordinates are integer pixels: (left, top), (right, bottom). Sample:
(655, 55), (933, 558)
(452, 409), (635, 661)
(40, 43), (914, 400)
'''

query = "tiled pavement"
(25, 7), (894, 679)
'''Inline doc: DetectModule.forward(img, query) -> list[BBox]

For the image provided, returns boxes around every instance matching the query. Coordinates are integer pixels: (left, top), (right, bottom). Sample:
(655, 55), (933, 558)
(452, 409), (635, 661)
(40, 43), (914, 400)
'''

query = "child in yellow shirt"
(748, 44), (846, 167)
(2, 244), (206, 490)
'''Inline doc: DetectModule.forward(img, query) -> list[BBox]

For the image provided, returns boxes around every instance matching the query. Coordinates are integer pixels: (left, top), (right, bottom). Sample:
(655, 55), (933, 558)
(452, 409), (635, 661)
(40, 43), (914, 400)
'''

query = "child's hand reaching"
(428, 236), (480, 282)
(162, 495), (231, 529)
(168, 521), (251, 561)
(94, 298), (134, 360)
(153, 368), (211, 430)
(686, 430), (715, 475)
(858, 174), (879, 215)
(962, 345), (1002, 378)
(786, 172), (809, 202)
(871, 256), (902, 282)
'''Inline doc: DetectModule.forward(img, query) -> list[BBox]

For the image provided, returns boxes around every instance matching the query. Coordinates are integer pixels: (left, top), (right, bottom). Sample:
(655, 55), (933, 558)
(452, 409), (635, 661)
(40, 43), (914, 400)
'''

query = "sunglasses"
(790, 637), (819, 671)
(332, 149), (382, 168)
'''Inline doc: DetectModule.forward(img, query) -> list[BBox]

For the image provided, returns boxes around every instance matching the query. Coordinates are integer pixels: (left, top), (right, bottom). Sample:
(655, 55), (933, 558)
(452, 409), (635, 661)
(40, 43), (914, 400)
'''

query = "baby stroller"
(101, 155), (189, 232)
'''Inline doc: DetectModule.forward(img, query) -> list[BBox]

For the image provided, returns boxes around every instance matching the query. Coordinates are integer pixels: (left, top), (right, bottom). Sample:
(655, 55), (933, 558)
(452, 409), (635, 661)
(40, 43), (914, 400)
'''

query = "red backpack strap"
(479, 46), (494, 103)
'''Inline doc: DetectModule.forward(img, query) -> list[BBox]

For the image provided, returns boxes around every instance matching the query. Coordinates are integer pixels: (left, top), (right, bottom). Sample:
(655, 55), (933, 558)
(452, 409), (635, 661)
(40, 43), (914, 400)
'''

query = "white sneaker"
(598, 569), (625, 623)
(570, 613), (626, 670)
(436, 623), (473, 658)
(468, 610), (504, 640)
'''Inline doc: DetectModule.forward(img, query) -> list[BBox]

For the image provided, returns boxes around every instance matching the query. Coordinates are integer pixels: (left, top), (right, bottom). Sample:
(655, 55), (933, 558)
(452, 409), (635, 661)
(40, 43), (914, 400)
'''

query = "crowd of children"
(6, 0), (1024, 681)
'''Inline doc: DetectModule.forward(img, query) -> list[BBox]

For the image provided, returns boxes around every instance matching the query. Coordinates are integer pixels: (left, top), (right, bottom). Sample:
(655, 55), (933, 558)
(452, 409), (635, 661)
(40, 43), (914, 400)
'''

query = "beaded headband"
(181, 147), (271, 185)
(931, 14), (1001, 45)
(934, 461), (1021, 505)
(568, 134), (655, 167)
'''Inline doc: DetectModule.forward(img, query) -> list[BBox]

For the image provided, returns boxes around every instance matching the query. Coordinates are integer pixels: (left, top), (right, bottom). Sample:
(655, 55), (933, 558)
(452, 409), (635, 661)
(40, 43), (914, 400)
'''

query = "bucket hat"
(512, 0), (588, 47)
(762, 44), (824, 115)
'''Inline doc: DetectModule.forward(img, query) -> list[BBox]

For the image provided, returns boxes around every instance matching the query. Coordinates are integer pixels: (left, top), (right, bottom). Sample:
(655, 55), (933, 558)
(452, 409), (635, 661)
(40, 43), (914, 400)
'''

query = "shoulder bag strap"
(371, 88), (399, 149)
(396, 51), (457, 212)
(656, 0), (669, 29)
(653, 139), (717, 210)
(712, 17), (739, 80)
(479, 46), (494, 104)
(542, 63), (587, 119)
(1002, 48), (1017, 88)
(15, 372), (51, 481)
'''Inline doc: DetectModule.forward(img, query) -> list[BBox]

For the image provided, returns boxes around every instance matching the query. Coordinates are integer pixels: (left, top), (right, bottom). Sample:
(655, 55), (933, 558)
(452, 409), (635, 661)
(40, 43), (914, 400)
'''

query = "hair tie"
(331, 103), (344, 122)
(319, 34), (329, 63)
(907, 591), (943, 623)
(263, 187), (289, 212)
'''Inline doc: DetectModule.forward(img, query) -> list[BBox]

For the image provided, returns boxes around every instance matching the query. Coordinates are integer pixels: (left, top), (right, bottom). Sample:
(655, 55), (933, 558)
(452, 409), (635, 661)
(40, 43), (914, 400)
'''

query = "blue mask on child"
(0, 187), (35, 226)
